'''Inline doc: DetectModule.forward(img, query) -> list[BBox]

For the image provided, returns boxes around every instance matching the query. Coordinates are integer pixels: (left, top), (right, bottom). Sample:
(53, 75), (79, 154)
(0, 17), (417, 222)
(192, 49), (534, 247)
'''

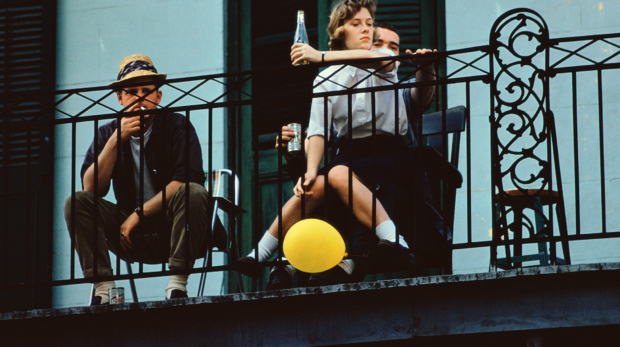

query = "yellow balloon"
(283, 219), (346, 273)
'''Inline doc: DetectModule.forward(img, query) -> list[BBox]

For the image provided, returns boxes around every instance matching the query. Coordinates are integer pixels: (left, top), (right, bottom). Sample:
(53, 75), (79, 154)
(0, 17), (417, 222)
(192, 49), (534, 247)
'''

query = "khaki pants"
(64, 183), (212, 278)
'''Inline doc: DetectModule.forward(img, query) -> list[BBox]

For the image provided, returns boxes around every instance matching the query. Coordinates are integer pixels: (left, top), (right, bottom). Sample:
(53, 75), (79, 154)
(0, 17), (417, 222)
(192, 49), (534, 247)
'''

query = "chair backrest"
(207, 169), (240, 206)
(420, 106), (467, 253)
(422, 106), (467, 168)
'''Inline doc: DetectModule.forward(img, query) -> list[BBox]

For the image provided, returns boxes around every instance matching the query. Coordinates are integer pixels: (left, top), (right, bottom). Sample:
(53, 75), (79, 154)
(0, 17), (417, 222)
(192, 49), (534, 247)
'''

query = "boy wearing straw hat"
(64, 54), (222, 304)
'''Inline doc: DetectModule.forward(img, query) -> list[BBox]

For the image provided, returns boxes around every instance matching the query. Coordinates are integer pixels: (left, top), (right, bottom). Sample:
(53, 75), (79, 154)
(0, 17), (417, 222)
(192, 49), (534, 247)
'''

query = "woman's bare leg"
(327, 165), (390, 229)
(239, 176), (327, 280)
(243, 175), (326, 263)
(266, 174), (326, 239)
(327, 165), (416, 271)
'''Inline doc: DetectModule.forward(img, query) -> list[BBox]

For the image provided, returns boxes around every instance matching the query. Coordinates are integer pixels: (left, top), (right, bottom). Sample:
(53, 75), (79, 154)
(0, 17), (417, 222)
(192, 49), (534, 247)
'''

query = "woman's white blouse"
(306, 49), (408, 140)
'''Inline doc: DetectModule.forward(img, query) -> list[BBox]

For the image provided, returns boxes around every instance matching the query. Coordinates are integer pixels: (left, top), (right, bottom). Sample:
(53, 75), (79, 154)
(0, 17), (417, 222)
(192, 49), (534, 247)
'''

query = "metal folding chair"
(197, 169), (246, 296)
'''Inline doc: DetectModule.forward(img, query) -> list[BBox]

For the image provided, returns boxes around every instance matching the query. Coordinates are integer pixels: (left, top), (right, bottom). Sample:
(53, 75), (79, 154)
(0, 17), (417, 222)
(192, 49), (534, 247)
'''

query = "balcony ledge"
(3, 263), (620, 346)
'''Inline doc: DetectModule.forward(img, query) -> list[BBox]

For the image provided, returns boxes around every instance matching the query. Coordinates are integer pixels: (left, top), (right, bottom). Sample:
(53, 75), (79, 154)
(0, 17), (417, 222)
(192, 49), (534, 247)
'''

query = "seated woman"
(238, 0), (436, 287)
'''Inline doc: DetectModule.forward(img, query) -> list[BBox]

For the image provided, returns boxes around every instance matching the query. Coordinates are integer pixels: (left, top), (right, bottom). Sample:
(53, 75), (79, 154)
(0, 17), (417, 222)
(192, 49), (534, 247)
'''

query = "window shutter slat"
(0, 4), (45, 168)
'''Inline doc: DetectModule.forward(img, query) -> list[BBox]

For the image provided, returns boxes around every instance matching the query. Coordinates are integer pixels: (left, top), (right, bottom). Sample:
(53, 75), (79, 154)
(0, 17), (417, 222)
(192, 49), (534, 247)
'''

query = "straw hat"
(109, 54), (167, 88)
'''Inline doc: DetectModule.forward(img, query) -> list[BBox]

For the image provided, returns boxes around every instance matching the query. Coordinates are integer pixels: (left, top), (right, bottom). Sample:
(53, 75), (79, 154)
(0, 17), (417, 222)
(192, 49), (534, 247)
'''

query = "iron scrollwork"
(489, 9), (558, 269)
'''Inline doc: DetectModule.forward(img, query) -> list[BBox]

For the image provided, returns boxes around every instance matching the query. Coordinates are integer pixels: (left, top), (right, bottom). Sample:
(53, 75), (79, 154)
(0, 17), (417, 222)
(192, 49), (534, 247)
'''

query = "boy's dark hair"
(374, 22), (399, 35)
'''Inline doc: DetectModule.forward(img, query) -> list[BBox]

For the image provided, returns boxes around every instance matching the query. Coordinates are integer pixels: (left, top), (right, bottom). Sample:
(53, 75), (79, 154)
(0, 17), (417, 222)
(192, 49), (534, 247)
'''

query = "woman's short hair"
(327, 0), (379, 51)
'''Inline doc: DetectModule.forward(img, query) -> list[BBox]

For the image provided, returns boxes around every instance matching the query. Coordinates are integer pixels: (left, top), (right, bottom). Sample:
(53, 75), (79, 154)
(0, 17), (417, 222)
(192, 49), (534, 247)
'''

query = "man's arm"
(120, 180), (183, 250)
(82, 136), (116, 196)
(83, 108), (147, 195)
(407, 48), (437, 108)
(141, 180), (183, 218)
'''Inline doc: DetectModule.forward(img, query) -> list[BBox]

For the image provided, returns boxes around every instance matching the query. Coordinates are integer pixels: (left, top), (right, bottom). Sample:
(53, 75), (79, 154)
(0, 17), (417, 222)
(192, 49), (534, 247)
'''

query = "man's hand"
(120, 212), (140, 250)
(119, 104), (151, 143)
(408, 48), (437, 108)
(406, 48), (437, 68)
(275, 125), (296, 150)
(291, 43), (321, 65)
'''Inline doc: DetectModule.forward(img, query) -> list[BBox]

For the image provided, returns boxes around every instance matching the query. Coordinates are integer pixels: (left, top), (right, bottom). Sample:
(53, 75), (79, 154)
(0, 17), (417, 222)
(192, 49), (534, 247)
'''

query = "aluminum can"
(287, 123), (303, 155)
(109, 287), (124, 304)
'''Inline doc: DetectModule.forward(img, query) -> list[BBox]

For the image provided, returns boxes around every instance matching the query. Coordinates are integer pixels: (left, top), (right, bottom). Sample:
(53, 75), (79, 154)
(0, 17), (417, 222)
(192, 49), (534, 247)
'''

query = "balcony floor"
(2, 263), (620, 346)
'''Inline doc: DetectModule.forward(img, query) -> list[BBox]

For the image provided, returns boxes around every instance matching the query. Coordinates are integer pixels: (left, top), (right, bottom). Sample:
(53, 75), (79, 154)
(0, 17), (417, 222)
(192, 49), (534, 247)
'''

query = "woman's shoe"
(265, 266), (293, 290)
(307, 266), (349, 287)
(236, 256), (262, 279)
(376, 240), (421, 274)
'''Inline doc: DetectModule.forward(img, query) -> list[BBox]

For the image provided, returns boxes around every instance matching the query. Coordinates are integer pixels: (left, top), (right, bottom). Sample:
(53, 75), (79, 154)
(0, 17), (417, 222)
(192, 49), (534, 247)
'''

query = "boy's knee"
(64, 191), (94, 218)
(176, 182), (209, 204)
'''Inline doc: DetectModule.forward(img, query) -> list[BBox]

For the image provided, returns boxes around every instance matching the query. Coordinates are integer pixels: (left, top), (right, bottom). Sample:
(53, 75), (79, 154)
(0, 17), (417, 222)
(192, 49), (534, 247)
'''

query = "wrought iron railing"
(1, 9), (620, 310)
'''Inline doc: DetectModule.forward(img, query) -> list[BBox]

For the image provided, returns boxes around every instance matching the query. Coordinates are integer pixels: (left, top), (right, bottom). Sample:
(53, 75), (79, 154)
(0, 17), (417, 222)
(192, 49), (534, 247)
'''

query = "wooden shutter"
(0, 4), (46, 167)
(0, 0), (56, 312)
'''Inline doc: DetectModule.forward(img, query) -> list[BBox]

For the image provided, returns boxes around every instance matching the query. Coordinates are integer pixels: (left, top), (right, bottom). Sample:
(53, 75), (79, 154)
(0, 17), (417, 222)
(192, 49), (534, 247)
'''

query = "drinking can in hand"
(287, 123), (303, 155)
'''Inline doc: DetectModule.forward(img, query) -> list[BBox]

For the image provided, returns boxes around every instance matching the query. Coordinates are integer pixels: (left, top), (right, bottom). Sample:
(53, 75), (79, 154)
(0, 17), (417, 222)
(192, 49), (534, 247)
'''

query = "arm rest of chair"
(419, 146), (463, 188)
(213, 196), (247, 215)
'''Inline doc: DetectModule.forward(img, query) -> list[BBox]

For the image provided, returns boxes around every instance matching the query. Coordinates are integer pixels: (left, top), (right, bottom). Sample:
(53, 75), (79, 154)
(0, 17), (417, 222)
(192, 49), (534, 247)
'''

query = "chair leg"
(236, 272), (245, 293)
(512, 213), (523, 269)
(197, 200), (220, 297)
(126, 262), (138, 302)
(198, 249), (210, 297)
(228, 213), (245, 294)
(491, 203), (505, 271)
(533, 198), (549, 266)
(556, 203), (571, 265)
(89, 283), (95, 305)
(537, 240), (549, 266)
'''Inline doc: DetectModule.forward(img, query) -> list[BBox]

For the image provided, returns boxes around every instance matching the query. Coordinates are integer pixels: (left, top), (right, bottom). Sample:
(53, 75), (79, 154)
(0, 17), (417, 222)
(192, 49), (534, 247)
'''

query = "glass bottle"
(294, 10), (309, 65)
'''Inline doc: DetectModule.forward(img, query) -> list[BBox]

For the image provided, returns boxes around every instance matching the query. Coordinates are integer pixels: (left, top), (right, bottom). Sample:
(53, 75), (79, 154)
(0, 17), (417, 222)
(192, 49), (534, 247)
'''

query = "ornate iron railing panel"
(487, 9), (566, 270)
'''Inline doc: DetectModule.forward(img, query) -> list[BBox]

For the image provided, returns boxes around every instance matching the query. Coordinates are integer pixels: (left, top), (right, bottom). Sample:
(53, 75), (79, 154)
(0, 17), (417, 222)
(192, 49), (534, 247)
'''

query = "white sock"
(166, 274), (189, 299)
(337, 259), (355, 275)
(375, 220), (409, 248)
(94, 281), (116, 304)
(246, 232), (279, 262)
